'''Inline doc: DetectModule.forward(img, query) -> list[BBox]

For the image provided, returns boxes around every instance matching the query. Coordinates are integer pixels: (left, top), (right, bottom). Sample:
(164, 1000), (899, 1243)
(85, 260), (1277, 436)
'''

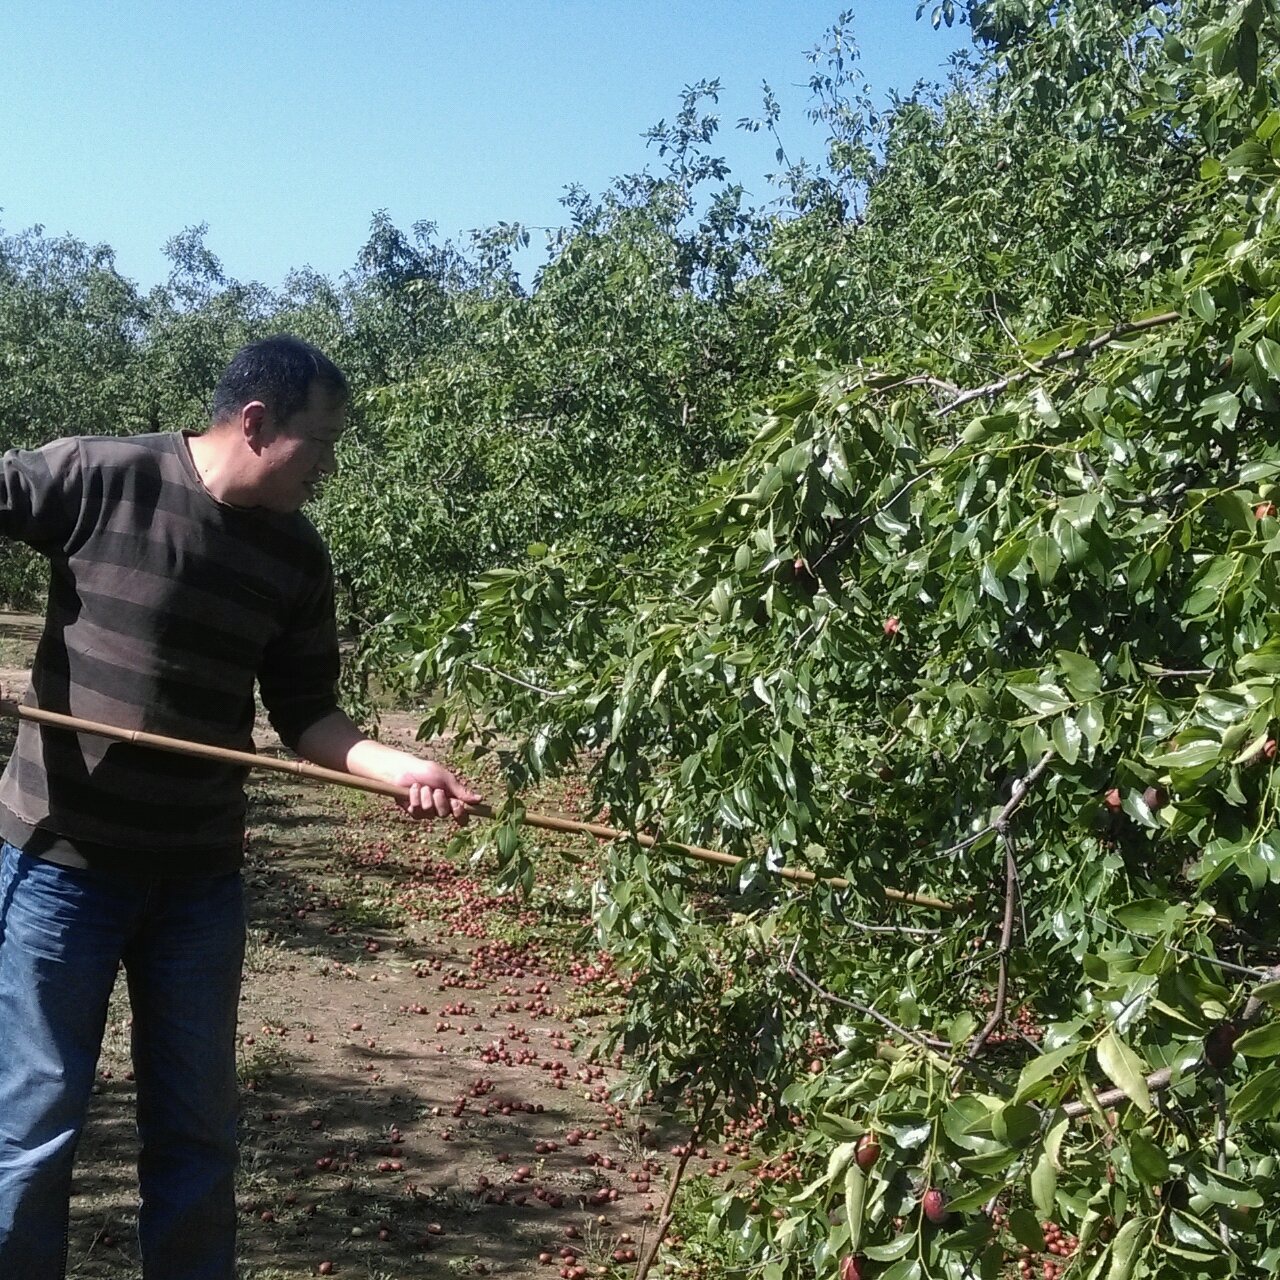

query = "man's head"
(211, 335), (349, 430)
(207, 336), (349, 512)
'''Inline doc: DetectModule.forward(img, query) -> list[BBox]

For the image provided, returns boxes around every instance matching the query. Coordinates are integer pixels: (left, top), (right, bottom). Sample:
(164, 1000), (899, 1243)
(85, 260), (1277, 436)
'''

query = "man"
(0, 335), (479, 1279)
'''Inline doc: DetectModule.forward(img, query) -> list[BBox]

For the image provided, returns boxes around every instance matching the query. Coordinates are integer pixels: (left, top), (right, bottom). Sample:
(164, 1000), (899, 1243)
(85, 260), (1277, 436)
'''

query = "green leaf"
(1029, 534), (1062, 585)
(845, 1163), (866, 1252)
(1230, 1065), (1280, 1122)
(1238, 640), (1280, 675)
(1078, 702), (1104, 751)
(879, 1261), (922, 1280)
(1051, 713), (1082, 766)
(1213, 491), (1254, 532)
(944, 1179), (1006, 1214)
(1223, 140), (1269, 172)
(826, 1139), (857, 1183)
(1232, 730), (1273, 763)
(1256, 336), (1280, 380)
(1127, 1132), (1169, 1185)
(1008, 1207), (1044, 1251)
(1233, 1020), (1280, 1057)
(1014, 1044), (1079, 1102)
(1031, 386), (1059, 428)
(1031, 1147), (1057, 1219)
(1096, 1030), (1153, 1114)
(1057, 650), (1102, 696)
(1236, 18), (1258, 85)
(1249, 978), (1280, 1006)
(1009, 683), (1073, 717)
(992, 1101), (1039, 1148)
(1104, 1217), (1151, 1280)
(1146, 738), (1220, 769)
(866, 1233), (916, 1262)
(1113, 899), (1186, 935)
(1188, 287), (1216, 324)
(1187, 1167), (1264, 1208)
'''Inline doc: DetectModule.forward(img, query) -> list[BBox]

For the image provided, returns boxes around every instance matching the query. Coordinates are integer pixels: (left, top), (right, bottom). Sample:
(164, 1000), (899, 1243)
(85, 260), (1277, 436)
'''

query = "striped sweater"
(0, 432), (339, 875)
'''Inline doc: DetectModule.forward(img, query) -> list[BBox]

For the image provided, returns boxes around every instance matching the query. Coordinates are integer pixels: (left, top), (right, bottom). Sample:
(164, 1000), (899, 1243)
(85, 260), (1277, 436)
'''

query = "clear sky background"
(1, 2), (970, 292)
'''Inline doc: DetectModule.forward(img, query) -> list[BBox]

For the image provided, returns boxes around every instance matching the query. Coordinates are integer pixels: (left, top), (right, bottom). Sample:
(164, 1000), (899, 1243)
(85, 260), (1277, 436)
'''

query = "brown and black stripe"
(0, 432), (339, 875)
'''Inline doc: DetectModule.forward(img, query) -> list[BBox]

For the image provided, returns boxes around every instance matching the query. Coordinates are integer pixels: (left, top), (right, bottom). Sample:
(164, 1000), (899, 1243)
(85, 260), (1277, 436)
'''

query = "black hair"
(210, 335), (349, 427)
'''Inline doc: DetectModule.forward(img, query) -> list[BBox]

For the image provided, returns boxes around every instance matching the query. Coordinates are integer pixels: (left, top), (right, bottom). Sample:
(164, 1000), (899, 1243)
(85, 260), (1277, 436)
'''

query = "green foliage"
(412, 3), (1280, 1275)
(6, 4), (1280, 1270)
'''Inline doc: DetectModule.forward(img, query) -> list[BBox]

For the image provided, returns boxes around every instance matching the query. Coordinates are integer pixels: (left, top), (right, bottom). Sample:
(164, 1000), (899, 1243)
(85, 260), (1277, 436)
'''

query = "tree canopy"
(4, 2), (1280, 1273)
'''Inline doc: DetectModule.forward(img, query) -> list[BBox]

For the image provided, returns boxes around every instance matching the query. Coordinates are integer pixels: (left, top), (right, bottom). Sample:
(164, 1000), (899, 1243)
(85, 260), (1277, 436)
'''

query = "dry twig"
(787, 958), (952, 1053)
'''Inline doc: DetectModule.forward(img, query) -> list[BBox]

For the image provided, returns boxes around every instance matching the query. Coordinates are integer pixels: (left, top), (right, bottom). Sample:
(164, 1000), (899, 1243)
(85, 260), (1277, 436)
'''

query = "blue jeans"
(0, 844), (244, 1280)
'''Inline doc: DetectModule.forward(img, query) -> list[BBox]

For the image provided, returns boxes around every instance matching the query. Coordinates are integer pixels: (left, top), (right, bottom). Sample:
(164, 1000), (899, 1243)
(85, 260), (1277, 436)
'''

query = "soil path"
(0, 617), (688, 1280)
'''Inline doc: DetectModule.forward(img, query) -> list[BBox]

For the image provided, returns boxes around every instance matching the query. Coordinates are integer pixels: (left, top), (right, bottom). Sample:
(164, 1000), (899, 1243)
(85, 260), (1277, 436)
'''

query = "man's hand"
(393, 758), (482, 822)
(295, 711), (483, 822)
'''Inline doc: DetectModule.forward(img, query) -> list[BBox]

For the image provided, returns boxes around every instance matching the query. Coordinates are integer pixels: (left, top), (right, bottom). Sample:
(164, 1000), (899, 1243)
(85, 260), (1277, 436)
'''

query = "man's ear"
(241, 400), (270, 451)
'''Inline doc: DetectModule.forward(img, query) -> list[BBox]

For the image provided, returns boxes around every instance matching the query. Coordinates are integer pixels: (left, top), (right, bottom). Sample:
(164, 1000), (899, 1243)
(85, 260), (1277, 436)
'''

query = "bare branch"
(467, 662), (566, 698)
(1216, 1078), (1230, 1247)
(634, 1090), (720, 1280)
(1062, 1064), (1184, 1119)
(843, 919), (945, 938)
(786, 959), (952, 1053)
(953, 829), (1020, 1086)
(936, 750), (1056, 858)
(1062, 964), (1280, 1121)
(938, 311), (1181, 417)
(865, 372), (962, 399)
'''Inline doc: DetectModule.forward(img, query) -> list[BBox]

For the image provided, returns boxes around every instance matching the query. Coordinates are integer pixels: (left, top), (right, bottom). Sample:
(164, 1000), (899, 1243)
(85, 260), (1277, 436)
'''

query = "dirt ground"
(0, 616), (692, 1280)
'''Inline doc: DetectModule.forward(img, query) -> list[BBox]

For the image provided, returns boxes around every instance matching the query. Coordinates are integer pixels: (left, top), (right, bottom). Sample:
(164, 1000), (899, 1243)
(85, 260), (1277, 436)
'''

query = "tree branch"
(786, 958), (952, 1053)
(953, 829), (1020, 1086)
(865, 371), (963, 400)
(634, 1089), (720, 1280)
(467, 662), (565, 698)
(936, 750), (1056, 858)
(937, 311), (1181, 417)
(1062, 964), (1280, 1121)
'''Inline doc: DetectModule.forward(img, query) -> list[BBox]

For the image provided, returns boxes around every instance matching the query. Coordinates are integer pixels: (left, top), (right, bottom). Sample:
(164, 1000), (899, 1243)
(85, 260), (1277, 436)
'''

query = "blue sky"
(1, 2), (969, 291)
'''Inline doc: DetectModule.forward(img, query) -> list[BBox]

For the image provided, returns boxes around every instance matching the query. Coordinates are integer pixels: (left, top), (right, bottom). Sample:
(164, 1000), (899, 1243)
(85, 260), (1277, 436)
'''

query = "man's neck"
(186, 430), (249, 507)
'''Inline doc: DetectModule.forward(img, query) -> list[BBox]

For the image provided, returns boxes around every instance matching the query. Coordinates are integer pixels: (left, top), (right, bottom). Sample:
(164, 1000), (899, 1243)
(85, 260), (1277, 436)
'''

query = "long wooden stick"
(0, 699), (953, 911)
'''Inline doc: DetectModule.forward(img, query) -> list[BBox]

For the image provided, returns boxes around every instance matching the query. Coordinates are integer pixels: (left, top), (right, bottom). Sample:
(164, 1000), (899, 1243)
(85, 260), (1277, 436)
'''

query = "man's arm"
(295, 709), (481, 821)
(0, 439), (83, 552)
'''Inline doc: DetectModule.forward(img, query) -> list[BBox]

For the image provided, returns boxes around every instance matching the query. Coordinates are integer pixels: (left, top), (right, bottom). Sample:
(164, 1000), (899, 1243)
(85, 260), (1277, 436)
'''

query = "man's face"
(255, 383), (346, 513)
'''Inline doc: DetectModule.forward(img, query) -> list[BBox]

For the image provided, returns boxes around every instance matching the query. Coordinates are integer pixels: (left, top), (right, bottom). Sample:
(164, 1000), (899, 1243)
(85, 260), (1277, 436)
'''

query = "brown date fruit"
(1103, 787), (1123, 812)
(855, 1134), (881, 1171)
(1204, 1021), (1238, 1071)
(922, 1187), (949, 1225)
(1255, 502), (1277, 520)
(839, 1255), (868, 1280)
(1142, 785), (1167, 812)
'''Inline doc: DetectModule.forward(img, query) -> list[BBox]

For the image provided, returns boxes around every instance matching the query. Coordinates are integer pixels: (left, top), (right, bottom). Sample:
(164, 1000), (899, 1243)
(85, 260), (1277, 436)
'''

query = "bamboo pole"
(0, 698), (954, 912)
